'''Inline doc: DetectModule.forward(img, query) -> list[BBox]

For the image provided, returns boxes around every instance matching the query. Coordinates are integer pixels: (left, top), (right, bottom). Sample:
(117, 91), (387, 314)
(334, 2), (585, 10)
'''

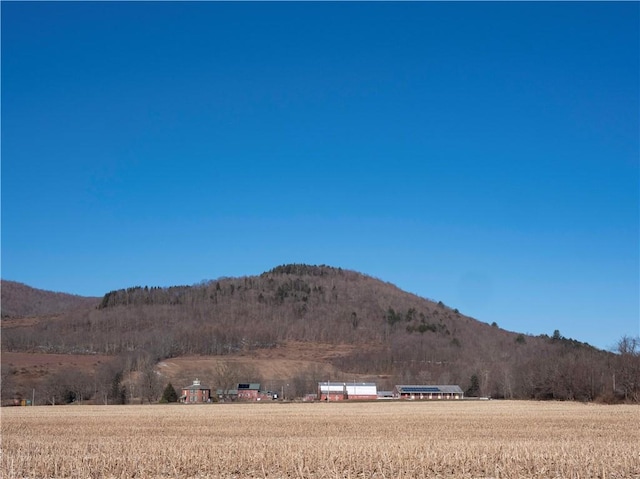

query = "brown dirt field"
(1, 352), (117, 405)
(245, 340), (379, 362)
(2, 351), (113, 369)
(1, 352), (114, 378)
(157, 341), (387, 387)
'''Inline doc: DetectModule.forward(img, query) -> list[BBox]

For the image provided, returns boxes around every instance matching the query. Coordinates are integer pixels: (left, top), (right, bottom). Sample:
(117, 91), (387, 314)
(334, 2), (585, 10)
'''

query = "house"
(180, 379), (211, 404)
(393, 385), (464, 400)
(318, 382), (378, 401)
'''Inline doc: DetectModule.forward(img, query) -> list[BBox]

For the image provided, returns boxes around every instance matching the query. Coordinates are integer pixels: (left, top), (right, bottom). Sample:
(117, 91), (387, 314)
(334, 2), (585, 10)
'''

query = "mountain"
(1, 265), (635, 404)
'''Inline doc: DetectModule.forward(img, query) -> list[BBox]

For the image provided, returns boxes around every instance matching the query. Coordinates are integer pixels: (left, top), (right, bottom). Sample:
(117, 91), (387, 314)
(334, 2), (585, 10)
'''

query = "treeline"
(2, 350), (169, 406)
(2, 265), (638, 403)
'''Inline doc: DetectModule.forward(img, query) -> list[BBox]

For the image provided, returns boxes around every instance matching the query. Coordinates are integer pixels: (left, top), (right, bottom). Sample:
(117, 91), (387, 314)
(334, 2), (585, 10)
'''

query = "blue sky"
(2, 2), (638, 351)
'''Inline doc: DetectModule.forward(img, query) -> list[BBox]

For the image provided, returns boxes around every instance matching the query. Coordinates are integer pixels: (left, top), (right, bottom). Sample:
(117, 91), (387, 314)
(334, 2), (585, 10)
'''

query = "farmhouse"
(180, 379), (211, 404)
(393, 385), (464, 400)
(318, 382), (378, 401)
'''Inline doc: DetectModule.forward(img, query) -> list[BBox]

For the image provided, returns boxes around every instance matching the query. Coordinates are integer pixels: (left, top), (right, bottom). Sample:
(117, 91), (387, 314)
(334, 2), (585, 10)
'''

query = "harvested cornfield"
(1, 401), (638, 478)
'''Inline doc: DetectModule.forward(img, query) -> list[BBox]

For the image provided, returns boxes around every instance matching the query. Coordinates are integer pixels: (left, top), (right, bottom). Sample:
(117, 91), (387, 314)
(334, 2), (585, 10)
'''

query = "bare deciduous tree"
(614, 335), (640, 402)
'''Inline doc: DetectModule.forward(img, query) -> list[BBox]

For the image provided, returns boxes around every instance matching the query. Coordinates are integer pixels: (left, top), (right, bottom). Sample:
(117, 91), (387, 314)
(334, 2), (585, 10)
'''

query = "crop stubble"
(1, 401), (638, 478)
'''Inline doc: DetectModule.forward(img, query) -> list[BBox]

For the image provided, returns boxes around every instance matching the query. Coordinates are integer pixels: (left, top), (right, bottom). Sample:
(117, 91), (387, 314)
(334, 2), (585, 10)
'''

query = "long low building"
(318, 382), (378, 401)
(393, 385), (464, 400)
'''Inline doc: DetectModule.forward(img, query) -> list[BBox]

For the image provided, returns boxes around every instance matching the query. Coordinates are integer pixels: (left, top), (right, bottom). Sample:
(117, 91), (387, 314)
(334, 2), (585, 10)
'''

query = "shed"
(216, 388), (238, 401)
(377, 390), (394, 400)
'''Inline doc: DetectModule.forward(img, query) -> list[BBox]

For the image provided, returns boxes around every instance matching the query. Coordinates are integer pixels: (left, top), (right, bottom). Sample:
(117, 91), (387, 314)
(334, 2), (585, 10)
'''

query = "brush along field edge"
(2, 401), (639, 478)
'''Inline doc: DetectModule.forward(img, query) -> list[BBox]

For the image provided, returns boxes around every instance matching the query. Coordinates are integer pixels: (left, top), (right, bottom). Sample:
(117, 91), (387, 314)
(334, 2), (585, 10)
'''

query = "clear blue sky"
(2, 2), (638, 351)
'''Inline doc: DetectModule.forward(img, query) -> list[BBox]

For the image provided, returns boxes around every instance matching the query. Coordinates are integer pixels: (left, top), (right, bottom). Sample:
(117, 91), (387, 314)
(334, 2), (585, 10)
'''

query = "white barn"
(318, 382), (378, 401)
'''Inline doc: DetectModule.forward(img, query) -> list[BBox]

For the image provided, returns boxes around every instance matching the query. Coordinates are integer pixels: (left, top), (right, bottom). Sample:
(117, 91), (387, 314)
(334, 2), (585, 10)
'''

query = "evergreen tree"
(111, 371), (126, 404)
(160, 383), (179, 403)
(466, 374), (480, 397)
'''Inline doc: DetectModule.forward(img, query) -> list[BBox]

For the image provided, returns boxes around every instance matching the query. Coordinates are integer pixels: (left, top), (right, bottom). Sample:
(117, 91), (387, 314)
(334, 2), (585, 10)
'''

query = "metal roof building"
(393, 385), (464, 400)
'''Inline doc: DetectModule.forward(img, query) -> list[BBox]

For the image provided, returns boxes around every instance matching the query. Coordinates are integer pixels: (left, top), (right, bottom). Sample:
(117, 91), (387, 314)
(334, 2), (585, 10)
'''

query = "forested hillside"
(1, 280), (99, 319)
(2, 265), (638, 404)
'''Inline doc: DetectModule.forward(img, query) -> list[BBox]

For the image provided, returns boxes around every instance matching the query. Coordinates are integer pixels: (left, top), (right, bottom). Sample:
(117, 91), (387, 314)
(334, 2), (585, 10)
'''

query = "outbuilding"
(318, 382), (378, 401)
(393, 385), (464, 400)
(237, 383), (261, 401)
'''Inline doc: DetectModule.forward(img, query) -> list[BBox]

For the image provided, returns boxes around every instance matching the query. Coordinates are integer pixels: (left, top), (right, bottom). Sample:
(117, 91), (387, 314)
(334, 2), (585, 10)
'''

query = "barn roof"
(216, 388), (238, 395)
(395, 385), (463, 394)
(318, 382), (346, 392)
(237, 383), (261, 391)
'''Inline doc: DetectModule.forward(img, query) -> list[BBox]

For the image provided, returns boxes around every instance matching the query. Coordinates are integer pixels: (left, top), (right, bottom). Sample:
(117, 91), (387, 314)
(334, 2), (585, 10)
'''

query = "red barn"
(318, 382), (347, 401)
(236, 383), (261, 401)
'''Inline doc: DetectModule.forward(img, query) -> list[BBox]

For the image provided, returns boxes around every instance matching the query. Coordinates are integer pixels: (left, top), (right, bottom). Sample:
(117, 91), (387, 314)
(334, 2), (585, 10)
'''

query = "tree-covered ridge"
(264, 264), (347, 277)
(98, 285), (193, 309)
(97, 264), (363, 309)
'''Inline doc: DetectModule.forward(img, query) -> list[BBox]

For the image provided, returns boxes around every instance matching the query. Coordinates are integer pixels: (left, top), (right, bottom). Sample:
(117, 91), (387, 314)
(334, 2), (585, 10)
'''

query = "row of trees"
(4, 334), (637, 405)
(1, 349), (167, 406)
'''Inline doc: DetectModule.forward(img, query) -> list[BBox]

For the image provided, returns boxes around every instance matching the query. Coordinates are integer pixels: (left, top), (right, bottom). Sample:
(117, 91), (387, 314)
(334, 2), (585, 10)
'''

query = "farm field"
(1, 401), (638, 478)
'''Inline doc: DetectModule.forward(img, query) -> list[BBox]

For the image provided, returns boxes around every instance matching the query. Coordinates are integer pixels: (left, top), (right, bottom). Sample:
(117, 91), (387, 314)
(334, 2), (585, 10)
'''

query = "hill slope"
(1, 264), (630, 403)
(1, 280), (100, 318)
